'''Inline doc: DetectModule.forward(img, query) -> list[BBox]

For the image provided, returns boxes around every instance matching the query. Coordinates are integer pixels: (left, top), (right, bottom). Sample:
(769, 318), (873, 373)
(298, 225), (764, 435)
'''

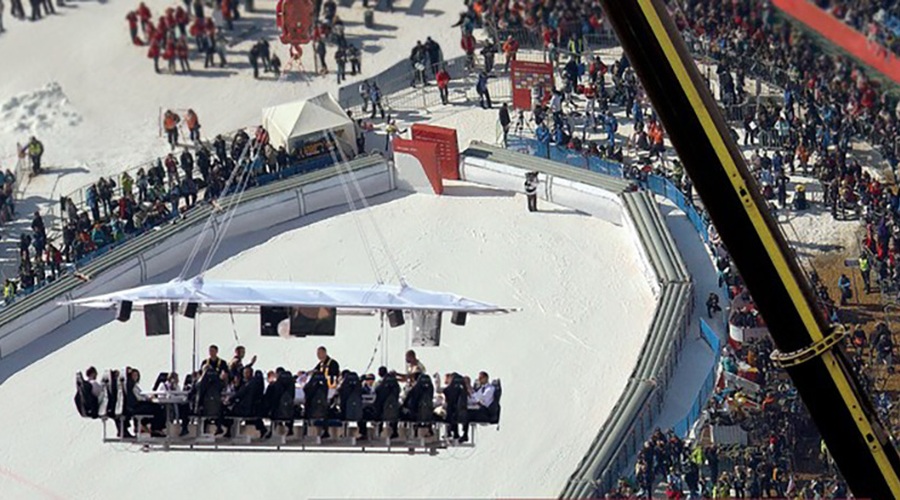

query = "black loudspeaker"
(116, 301), (133, 322)
(183, 302), (199, 319)
(144, 303), (171, 336)
(387, 309), (405, 328)
(451, 311), (467, 326)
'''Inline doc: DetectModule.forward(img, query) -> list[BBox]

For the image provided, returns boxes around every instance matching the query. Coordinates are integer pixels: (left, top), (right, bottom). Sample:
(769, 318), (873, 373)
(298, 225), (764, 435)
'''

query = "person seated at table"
(229, 345), (257, 379)
(85, 366), (103, 399)
(358, 373), (400, 440)
(126, 368), (167, 437)
(442, 372), (469, 442)
(400, 372), (434, 426)
(262, 367), (296, 438)
(201, 344), (228, 374)
(312, 346), (340, 387)
(362, 374), (376, 396)
(225, 367), (267, 437)
(467, 371), (495, 423)
(397, 350), (426, 383)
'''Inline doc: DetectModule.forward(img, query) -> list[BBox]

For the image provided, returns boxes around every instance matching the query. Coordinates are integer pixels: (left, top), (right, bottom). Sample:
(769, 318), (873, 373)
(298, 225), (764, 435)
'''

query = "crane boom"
(597, 0), (900, 497)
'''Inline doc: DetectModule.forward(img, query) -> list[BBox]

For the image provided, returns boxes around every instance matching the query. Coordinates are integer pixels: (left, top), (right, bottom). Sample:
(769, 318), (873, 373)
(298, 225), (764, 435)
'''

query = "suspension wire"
(316, 128), (386, 285)
(198, 141), (261, 275)
(363, 311), (386, 375)
(229, 307), (241, 344)
(178, 135), (256, 279)
(325, 128), (407, 287)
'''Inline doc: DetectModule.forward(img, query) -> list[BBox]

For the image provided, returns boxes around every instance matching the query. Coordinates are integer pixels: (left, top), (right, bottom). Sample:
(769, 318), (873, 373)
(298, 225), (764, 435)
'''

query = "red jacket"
(436, 70), (450, 89)
(176, 39), (188, 59)
(137, 3), (151, 22)
(175, 7), (188, 26)
(163, 39), (175, 60)
(147, 40), (160, 58)
(460, 34), (475, 54)
(126, 11), (138, 30)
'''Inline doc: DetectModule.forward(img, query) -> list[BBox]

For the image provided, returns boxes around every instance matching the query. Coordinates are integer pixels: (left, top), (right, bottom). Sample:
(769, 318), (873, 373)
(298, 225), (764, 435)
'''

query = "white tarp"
(261, 93), (357, 158)
(63, 277), (512, 314)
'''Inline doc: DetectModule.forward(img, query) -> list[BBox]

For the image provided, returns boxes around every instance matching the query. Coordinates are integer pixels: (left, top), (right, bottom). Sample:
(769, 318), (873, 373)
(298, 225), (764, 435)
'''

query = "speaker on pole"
(116, 301), (133, 322)
(183, 302), (199, 319)
(451, 311), (467, 326)
(387, 309), (405, 328)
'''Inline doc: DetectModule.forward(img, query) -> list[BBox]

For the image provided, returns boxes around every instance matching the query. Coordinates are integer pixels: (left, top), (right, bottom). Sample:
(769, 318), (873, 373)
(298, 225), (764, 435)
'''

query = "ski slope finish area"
(0, 188), (655, 498)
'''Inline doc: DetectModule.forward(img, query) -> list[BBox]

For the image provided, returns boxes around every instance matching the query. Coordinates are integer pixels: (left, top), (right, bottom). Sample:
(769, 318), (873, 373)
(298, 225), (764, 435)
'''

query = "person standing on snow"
(163, 110), (180, 150)
(176, 36), (190, 73)
(499, 103), (510, 147)
(475, 70), (491, 109)
(164, 35), (177, 73)
(249, 42), (260, 79)
(436, 66), (450, 105)
(524, 171), (538, 212)
(185, 109), (200, 144)
(359, 80), (371, 113)
(126, 11), (141, 45)
(335, 44), (347, 84)
(40, 0), (54, 17)
(23, 137), (44, 175)
(148, 35), (162, 73)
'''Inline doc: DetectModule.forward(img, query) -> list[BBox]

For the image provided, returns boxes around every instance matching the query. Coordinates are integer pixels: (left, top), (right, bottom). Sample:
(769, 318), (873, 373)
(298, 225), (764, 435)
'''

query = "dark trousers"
(439, 86), (448, 104)
(707, 304), (721, 318)
(132, 401), (166, 431)
(527, 194), (537, 212)
(166, 128), (178, 148)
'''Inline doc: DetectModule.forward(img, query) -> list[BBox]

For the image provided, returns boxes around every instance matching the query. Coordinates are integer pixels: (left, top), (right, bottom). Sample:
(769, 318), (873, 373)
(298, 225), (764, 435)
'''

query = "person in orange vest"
(163, 110), (180, 150)
(436, 66), (450, 105)
(502, 35), (519, 70)
(185, 109), (200, 144)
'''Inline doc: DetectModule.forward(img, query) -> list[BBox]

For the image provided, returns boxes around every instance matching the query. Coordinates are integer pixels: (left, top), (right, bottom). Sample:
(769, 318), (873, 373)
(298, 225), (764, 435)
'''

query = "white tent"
(63, 277), (514, 314)
(262, 93), (357, 159)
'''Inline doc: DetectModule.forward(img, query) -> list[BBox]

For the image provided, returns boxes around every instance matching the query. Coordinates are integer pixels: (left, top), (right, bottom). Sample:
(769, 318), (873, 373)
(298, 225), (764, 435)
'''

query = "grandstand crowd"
(452, 0), (900, 496)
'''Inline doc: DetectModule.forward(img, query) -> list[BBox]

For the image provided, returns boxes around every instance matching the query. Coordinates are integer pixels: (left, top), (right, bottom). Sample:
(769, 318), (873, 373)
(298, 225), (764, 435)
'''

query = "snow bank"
(0, 187), (655, 499)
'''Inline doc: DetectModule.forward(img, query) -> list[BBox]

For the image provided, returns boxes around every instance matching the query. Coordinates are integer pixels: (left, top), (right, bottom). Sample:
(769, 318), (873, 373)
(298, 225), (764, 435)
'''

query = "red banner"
(392, 138), (443, 195)
(774, 0), (900, 83)
(411, 124), (459, 180)
(510, 60), (554, 111)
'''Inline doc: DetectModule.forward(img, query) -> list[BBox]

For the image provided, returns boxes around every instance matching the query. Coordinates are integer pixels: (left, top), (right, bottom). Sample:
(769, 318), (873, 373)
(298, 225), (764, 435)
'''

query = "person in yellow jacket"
(120, 171), (134, 199)
(22, 136), (44, 174)
(859, 252), (871, 293)
(3, 279), (16, 304)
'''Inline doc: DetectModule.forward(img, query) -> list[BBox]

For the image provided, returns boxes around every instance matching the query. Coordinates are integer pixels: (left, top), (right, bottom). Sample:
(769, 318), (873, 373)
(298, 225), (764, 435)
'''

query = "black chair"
(74, 372), (99, 419)
(304, 372), (330, 420)
(488, 380), (502, 425)
(339, 372), (364, 422)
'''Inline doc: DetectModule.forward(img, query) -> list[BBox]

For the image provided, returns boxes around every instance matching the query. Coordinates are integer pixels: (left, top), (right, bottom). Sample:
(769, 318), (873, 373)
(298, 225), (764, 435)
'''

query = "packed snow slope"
(0, 187), (655, 499)
(0, 0), (463, 205)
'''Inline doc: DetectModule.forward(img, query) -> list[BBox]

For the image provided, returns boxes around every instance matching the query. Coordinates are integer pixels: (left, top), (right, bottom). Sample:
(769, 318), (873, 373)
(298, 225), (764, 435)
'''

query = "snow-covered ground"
(0, 187), (656, 499)
(0, 0), (465, 212)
